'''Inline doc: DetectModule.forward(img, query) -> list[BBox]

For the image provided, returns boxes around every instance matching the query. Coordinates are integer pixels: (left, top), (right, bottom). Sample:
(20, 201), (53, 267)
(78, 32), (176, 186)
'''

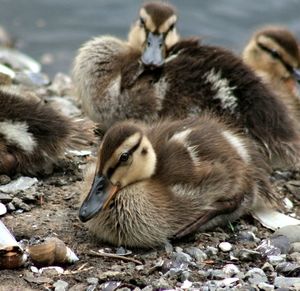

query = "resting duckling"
(0, 88), (93, 176)
(73, 2), (300, 168)
(79, 115), (275, 248)
(243, 26), (300, 121)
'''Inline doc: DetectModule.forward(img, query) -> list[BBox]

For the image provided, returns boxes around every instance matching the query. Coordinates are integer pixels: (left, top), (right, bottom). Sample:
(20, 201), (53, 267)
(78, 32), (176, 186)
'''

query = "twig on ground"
(89, 250), (143, 265)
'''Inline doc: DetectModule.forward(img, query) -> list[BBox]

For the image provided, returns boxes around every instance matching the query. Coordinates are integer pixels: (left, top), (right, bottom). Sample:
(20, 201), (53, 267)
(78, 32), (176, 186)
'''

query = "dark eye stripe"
(256, 41), (295, 74)
(106, 136), (142, 179)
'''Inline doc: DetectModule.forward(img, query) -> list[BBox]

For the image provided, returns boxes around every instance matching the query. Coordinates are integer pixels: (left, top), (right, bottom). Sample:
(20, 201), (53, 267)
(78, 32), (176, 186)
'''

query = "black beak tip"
(78, 206), (90, 222)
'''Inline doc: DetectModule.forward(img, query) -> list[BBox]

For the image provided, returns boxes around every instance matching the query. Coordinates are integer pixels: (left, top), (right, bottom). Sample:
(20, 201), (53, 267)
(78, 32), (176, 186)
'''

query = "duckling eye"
(169, 23), (175, 31)
(119, 152), (130, 162)
(139, 17), (145, 27)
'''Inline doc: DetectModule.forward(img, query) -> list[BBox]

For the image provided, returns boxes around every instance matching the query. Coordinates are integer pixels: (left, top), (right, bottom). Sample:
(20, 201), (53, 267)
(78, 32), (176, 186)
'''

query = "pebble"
(290, 242), (300, 253)
(141, 286), (153, 291)
(237, 249), (261, 261)
(6, 202), (16, 212)
(0, 176), (38, 193)
(151, 277), (171, 289)
(86, 277), (99, 285)
(222, 264), (240, 276)
(185, 246), (207, 262)
(164, 241), (173, 254)
(12, 197), (31, 211)
(238, 231), (259, 242)
(206, 246), (218, 256)
(0, 202), (7, 215)
(257, 236), (290, 257)
(0, 175), (11, 185)
(289, 252), (300, 264)
(180, 271), (191, 282)
(268, 255), (286, 266)
(209, 269), (227, 280)
(274, 277), (300, 289)
(257, 282), (274, 291)
(283, 197), (293, 210)
(273, 225), (300, 243)
(245, 268), (268, 285)
(276, 262), (300, 276)
(53, 280), (69, 291)
(261, 262), (275, 272)
(172, 251), (192, 264)
(0, 193), (12, 203)
(219, 242), (232, 252)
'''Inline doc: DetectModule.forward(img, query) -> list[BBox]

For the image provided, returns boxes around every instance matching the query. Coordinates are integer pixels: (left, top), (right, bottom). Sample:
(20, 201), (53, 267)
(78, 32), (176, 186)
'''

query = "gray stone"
(206, 246), (218, 256)
(117, 288), (130, 291)
(245, 268), (268, 285)
(6, 202), (15, 212)
(12, 197), (31, 211)
(276, 262), (300, 276)
(141, 286), (153, 291)
(172, 251), (192, 264)
(151, 277), (171, 289)
(219, 242), (232, 252)
(268, 255), (286, 266)
(289, 252), (300, 264)
(257, 238), (282, 257)
(53, 280), (69, 291)
(180, 270), (191, 282)
(185, 246), (207, 262)
(290, 242), (300, 253)
(164, 241), (173, 254)
(238, 231), (260, 242)
(0, 192), (12, 203)
(237, 249), (261, 261)
(261, 262), (275, 272)
(222, 264), (240, 276)
(86, 277), (98, 285)
(273, 225), (300, 243)
(86, 285), (97, 291)
(274, 277), (300, 289)
(257, 282), (274, 291)
(0, 175), (11, 185)
(209, 269), (227, 279)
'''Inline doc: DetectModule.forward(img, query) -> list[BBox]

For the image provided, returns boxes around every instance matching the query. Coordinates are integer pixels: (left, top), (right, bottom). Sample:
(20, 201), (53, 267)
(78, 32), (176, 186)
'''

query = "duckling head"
(128, 2), (179, 67)
(79, 122), (157, 222)
(243, 26), (300, 83)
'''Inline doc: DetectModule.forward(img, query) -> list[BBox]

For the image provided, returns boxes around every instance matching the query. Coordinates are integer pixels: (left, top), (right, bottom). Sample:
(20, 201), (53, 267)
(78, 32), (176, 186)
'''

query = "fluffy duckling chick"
(73, 2), (300, 168)
(79, 115), (275, 248)
(243, 26), (300, 121)
(0, 88), (93, 176)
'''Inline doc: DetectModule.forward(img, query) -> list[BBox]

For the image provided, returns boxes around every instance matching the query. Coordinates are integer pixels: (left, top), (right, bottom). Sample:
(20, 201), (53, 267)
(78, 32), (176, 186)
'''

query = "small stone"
(268, 255), (286, 266)
(69, 284), (87, 291)
(283, 197), (293, 210)
(30, 266), (39, 273)
(289, 252), (300, 264)
(290, 242), (300, 253)
(98, 271), (122, 280)
(222, 264), (240, 276)
(238, 231), (260, 242)
(53, 280), (69, 291)
(245, 268), (268, 285)
(0, 175), (11, 185)
(117, 288), (130, 291)
(180, 271), (191, 282)
(12, 197), (31, 211)
(237, 249), (261, 261)
(172, 251), (192, 264)
(116, 246), (132, 256)
(209, 269), (227, 279)
(164, 241), (173, 254)
(257, 282), (274, 291)
(0, 176), (38, 193)
(135, 265), (144, 271)
(141, 286), (153, 291)
(185, 247), (207, 262)
(206, 246), (218, 256)
(261, 262), (274, 272)
(86, 277), (99, 285)
(175, 246), (183, 253)
(257, 238), (282, 257)
(274, 277), (300, 288)
(276, 262), (300, 276)
(273, 225), (300, 243)
(0, 192), (12, 203)
(6, 202), (15, 212)
(151, 277), (171, 289)
(219, 242), (232, 252)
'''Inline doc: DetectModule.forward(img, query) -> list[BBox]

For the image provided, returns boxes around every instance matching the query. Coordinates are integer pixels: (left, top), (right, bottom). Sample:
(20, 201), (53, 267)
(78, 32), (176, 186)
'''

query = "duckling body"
(0, 88), (92, 175)
(73, 3), (300, 168)
(243, 26), (300, 121)
(79, 115), (274, 248)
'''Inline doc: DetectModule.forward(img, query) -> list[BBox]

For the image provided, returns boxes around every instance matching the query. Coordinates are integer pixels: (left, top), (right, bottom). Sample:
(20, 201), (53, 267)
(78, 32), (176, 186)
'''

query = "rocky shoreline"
(0, 26), (300, 291)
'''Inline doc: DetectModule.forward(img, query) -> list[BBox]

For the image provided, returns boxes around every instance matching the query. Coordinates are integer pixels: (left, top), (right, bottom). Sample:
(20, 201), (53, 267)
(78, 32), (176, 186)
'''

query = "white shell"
(219, 242), (232, 252)
(0, 203), (7, 216)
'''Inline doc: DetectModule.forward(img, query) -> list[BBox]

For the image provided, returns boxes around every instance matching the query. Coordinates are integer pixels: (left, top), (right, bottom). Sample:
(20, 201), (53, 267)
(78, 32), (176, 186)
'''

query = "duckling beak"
(293, 67), (300, 82)
(141, 32), (165, 67)
(79, 175), (119, 222)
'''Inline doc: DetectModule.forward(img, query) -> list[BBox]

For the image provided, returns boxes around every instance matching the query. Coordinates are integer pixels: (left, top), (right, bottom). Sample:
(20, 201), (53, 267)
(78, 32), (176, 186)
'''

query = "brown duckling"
(79, 114), (275, 248)
(73, 2), (300, 168)
(0, 88), (93, 176)
(243, 26), (300, 121)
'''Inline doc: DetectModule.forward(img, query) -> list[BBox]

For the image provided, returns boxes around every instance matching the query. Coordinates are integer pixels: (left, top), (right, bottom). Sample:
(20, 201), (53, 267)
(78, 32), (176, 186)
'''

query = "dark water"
(0, 0), (300, 77)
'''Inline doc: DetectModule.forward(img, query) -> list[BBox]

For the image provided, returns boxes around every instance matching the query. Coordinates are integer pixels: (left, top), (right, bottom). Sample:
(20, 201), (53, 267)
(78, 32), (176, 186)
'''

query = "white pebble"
(219, 242), (232, 252)
(0, 202), (7, 216)
(283, 197), (293, 210)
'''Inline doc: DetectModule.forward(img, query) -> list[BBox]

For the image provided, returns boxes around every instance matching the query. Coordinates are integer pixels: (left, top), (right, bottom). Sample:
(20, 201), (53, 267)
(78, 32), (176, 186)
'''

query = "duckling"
(73, 2), (300, 168)
(243, 26), (300, 121)
(0, 88), (93, 176)
(79, 114), (275, 248)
